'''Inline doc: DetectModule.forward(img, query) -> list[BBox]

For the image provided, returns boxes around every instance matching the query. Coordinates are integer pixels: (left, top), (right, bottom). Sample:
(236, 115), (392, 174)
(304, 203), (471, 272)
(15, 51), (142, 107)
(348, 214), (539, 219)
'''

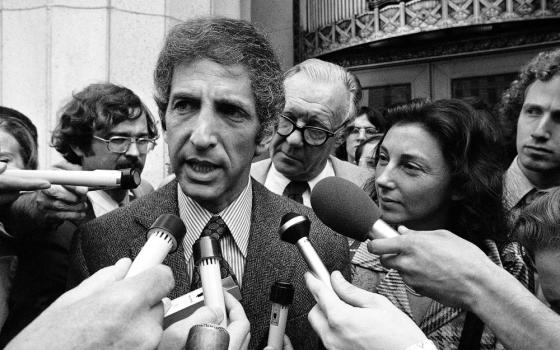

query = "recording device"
(125, 214), (186, 278)
(267, 282), (294, 350)
(193, 236), (227, 327)
(3, 168), (141, 189)
(185, 323), (229, 350)
(310, 176), (399, 241)
(279, 213), (333, 290)
(163, 276), (241, 329)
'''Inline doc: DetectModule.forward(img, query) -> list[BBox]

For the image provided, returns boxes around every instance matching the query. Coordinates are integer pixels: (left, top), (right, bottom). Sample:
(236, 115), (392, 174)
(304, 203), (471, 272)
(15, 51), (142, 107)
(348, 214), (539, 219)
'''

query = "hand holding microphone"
(310, 177), (399, 241)
(305, 270), (429, 350)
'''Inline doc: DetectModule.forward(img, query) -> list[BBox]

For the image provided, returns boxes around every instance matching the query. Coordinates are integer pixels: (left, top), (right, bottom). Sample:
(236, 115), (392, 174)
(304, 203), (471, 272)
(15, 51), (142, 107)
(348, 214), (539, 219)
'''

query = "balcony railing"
(299, 0), (560, 58)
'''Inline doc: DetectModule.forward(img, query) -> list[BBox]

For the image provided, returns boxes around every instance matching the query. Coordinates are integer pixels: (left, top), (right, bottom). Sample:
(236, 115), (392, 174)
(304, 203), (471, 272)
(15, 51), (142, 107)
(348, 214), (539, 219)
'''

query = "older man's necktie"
(283, 181), (309, 205)
(190, 215), (238, 290)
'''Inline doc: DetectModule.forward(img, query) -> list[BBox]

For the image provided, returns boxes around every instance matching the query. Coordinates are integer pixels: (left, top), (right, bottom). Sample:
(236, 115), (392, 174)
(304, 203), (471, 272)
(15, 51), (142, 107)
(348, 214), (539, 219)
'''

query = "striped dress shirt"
(177, 179), (252, 287)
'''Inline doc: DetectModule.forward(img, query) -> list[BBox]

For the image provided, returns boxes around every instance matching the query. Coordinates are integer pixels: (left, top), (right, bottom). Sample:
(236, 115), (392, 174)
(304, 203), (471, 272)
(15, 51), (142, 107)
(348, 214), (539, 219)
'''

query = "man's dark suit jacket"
(68, 179), (350, 349)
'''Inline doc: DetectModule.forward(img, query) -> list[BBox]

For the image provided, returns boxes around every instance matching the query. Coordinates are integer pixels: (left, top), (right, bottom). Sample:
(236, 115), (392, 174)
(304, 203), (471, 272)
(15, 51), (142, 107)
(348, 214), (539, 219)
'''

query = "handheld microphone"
(193, 236), (227, 327)
(279, 213), (333, 290)
(310, 177), (399, 241)
(185, 323), (229, 350)
(125, 214), (186, 278)
(3, 168), (141, 189)
(267, 282), (294, 350)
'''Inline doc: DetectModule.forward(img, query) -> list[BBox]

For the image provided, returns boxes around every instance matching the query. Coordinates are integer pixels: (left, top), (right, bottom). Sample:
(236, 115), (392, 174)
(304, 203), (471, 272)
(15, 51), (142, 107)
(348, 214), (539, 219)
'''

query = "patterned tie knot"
(283, 181), (309, 204)
(202, 215), (228, 240)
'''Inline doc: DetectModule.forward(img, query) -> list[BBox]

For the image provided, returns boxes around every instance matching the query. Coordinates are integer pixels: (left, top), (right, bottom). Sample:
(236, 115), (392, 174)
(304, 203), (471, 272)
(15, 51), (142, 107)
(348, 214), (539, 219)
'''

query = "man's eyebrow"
(214, 96), (254, 116)
(522, 103), (543, 110)
(108, 132), (150, 137)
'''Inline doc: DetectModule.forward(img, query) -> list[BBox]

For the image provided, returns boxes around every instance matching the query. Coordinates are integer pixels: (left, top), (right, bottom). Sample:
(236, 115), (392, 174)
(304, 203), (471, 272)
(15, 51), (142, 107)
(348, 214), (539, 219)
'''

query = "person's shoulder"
(80, 181), (177, 235)
(330, 156), (372, 187)
(250, 158), (271, 183)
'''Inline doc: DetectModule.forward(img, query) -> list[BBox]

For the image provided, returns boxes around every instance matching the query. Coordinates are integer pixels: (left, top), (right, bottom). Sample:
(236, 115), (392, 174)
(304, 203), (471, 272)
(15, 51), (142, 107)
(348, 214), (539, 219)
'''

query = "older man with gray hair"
(251, 58), (370, 206)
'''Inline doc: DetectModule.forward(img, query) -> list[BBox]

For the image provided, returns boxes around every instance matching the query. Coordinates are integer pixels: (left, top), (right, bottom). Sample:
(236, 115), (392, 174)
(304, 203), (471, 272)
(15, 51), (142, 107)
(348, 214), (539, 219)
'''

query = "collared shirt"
(178, 178), (252, 287)
(87, 190), (131, 217)
(264, 159), (335, 207)
(504, 157), (558, 225)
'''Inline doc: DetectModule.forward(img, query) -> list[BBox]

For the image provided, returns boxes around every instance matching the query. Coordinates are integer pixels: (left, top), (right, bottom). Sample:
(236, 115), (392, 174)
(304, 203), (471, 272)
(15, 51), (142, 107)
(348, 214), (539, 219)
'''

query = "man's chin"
(519, 154), (560, 172)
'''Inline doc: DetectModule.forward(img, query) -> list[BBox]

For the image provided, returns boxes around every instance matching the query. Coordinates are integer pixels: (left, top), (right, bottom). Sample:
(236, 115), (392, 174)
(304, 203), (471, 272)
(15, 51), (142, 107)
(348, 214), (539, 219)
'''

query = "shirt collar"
(87, 190), (131, 217)
(504, 157), (536, 210)
(177, 178), (252, 260)
(268, 158), (334, 192)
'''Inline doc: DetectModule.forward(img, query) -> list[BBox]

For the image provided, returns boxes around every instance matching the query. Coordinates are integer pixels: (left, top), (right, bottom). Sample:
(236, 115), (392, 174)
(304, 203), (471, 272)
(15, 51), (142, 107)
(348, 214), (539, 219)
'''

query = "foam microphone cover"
(311, 177), (380, 242)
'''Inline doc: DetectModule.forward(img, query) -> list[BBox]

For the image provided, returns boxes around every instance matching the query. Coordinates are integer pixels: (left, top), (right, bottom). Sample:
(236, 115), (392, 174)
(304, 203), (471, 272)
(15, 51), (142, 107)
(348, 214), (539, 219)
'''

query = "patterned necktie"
(190, 215), (239, 290)
(283, 181), (309, 204)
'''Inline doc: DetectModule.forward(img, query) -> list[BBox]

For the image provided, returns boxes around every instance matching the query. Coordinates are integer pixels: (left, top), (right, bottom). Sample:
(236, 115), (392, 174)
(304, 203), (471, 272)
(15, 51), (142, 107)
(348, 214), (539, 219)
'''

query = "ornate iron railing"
(299, 0), (560, 58)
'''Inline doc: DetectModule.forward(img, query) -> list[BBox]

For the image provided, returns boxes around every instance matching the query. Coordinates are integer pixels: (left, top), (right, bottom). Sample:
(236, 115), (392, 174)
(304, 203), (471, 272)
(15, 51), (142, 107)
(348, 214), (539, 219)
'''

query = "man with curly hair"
(0, 83), (159, 345)
(500, 48), (560, 224)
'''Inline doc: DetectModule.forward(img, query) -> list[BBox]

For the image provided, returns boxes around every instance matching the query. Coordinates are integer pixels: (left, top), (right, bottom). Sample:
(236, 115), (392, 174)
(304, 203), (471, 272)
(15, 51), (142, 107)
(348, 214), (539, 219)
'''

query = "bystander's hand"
(368, 226), (494, 309)
(6, 258), (174, 350)
(306, 270), (427, 350)
(0, 162), (50, 205)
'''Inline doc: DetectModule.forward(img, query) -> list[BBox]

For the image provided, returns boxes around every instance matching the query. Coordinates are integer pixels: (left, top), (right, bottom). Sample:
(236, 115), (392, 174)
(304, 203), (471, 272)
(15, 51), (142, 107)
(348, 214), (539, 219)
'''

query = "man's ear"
(255, 133), (273, 157)
(334, 131), (346, 148)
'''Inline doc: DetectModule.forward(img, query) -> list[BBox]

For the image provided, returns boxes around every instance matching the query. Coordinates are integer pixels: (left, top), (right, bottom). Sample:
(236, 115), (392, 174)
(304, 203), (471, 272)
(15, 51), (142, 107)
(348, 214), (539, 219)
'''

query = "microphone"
(185, 323), (229, 350)
(125, 214), (186, 278)
(310, 177), (399, 241)
(3, 168), (141, 189)
(279, 213), (333, 290)
(267, 282), (294, 350)
(193, 236), (227, 327)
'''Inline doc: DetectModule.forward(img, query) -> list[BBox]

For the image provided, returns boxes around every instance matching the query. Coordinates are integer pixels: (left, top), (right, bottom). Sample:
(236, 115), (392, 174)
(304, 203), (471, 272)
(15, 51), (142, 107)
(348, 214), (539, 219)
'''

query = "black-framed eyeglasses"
(277, 114), (345, 146)
(93, 135), (157, 154)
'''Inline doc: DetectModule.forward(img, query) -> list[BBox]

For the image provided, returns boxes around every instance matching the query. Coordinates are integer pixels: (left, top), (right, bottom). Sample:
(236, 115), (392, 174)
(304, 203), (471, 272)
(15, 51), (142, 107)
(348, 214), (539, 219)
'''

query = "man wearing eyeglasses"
(0, 83), (159, 344)
(251, 58), (371, 207)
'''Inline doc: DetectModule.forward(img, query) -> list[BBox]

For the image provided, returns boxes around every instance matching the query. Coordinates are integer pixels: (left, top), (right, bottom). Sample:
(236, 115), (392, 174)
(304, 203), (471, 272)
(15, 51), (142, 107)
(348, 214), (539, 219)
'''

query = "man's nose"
(286, 129), (304, 147)
(190, 110), (218, 149)
(531, 113), (553, 141)
(357, 128), (366, 141)
(125, 140), (140, 157)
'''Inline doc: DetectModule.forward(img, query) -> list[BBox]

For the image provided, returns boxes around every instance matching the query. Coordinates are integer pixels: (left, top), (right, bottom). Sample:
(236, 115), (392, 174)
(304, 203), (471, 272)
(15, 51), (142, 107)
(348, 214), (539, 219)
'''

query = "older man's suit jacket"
(251, 155), (372, 189)
(68, 179), (350, 350)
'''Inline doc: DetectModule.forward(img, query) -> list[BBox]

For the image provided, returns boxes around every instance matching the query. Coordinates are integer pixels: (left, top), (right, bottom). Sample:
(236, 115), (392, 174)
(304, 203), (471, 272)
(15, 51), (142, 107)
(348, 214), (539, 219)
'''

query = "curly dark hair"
(515, 187), (560, 255)
(365, 99), (508, 245)
(51, 83), (158, 165)
(0, 106), (38, 169)
(499, 49), (560, 163)
(153, 17), (285, 144)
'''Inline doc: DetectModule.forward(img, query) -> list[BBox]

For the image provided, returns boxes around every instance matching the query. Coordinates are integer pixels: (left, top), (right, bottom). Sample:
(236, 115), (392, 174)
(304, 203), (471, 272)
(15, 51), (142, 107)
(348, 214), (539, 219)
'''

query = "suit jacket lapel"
(242, 181), (300, 321)
(129, 180), (190, 298)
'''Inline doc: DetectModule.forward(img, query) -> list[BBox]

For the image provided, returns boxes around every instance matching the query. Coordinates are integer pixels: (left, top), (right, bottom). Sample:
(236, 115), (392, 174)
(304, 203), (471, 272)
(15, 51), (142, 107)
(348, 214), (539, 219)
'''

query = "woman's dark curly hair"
(499, 49), (560, 163)
(0, 106), (39, 169)
(51, 83), (158, 165)
(365, 99), (508, 245)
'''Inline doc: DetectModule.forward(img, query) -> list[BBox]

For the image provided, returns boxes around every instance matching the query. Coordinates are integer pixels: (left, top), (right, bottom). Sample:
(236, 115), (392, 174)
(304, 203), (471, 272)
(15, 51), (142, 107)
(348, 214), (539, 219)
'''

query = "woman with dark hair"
(0, 106), (41, 331)
(359, 99), (529, 349)
(335, 106), (385, 163)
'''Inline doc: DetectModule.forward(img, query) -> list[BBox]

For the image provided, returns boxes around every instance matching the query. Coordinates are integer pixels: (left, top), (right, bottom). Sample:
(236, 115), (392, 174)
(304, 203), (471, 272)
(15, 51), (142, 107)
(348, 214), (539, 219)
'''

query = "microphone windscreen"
(278, 213), (310, 244)
(185, 323), (229, 350)
(311, 177), (380, 242)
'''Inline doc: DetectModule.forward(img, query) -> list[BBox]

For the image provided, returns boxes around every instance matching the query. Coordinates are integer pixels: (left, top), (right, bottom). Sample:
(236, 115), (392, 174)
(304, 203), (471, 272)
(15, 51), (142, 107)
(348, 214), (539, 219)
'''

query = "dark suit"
(68, 179), (350, 349)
